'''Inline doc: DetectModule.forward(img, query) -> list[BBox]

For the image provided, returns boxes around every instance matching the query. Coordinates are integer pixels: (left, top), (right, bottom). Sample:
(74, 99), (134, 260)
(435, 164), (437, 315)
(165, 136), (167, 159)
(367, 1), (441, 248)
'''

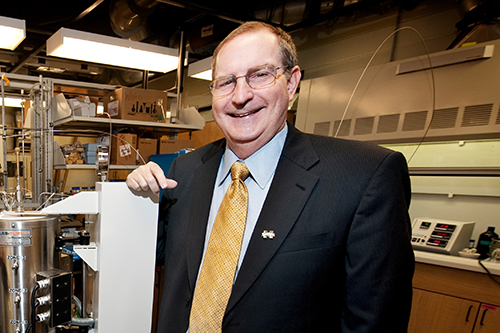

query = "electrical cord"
(478, 260), (500, 286)
(25, 284), (40, 333)
(334, 26), (436, 164)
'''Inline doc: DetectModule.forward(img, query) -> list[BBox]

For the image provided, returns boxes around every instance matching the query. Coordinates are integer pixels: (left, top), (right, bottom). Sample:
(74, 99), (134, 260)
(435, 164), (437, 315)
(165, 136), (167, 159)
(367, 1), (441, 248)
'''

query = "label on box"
(119, 144), (132, 157)
(128, 101), (159, 117)
(108, 100), (119, 117)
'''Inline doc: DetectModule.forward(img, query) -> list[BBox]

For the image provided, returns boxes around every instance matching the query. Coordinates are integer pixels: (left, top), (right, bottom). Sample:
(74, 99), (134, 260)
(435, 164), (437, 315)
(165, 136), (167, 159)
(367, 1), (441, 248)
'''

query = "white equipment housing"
(43, 182), (159, 333)
(411, 217), (475, 255)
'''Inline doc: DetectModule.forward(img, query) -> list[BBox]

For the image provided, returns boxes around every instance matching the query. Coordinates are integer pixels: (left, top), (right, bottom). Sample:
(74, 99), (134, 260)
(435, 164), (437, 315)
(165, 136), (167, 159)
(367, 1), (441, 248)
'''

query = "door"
(409, 288), (479, 333)
(473, 304), (500, 332)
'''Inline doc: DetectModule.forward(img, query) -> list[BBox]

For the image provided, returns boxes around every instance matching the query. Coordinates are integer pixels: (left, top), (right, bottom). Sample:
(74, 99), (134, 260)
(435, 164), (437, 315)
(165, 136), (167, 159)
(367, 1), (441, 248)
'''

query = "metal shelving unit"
(1, 73), (202, 204)
(52, 115), (203, 132)
(54, 164), (140, 170)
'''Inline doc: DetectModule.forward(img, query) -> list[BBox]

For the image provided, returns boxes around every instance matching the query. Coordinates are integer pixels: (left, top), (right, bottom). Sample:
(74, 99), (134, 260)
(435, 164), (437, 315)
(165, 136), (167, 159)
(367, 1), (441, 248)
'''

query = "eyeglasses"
(209, 65), (287, 97)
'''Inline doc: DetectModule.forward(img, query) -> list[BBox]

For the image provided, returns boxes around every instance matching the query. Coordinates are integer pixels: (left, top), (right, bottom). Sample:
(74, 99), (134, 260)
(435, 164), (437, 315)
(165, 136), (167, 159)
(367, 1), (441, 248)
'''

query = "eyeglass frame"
(208, 64), (289, 97)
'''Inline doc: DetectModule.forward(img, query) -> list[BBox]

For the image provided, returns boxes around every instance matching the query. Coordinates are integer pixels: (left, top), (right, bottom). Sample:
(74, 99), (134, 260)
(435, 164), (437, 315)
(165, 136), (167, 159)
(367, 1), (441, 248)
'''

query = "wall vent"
(296, 40), (500, 143)
(354, 117), (374, 135)
(403, 111), (428, 131)
(377, 114), (400, 133)
(333, 119), (351, 136)
(430, 107), (459, 129)
(314, 121), (331, 136)
(461, 103), (493, 127)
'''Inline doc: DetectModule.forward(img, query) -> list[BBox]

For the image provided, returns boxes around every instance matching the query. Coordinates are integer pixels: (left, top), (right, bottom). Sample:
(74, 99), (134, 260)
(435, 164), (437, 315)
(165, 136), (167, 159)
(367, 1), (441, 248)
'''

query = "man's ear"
(287, 66), (302, 100)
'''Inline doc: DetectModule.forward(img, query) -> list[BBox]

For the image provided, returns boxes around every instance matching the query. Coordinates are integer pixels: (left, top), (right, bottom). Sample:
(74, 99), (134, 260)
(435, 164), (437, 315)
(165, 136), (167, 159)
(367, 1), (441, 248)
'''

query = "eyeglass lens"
(210, 65), (281, 96)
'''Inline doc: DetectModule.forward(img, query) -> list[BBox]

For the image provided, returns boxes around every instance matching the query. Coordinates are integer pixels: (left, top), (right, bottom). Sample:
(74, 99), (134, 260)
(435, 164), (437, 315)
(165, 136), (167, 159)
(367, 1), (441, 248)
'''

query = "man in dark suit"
(127, 21), (414, 332)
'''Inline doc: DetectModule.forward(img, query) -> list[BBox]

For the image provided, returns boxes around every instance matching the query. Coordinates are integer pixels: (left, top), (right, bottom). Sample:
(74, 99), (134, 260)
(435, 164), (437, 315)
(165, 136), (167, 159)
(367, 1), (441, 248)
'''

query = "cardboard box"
(137, 137), (158, 164)
(103, 87), (167, 122)
(108, 169), (130, 180)
(111, 133), (137, 165)
(158, 138), (194, 154)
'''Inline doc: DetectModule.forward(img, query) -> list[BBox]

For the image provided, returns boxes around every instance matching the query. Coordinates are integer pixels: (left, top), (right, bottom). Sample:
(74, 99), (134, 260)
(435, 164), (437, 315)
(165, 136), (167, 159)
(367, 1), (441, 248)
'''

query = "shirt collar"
(217, 124), (288, 189)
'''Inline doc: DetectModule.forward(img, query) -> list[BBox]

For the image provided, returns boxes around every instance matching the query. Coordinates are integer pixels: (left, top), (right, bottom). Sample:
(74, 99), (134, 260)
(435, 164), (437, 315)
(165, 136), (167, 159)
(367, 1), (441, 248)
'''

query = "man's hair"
(211, 21), (298, 79)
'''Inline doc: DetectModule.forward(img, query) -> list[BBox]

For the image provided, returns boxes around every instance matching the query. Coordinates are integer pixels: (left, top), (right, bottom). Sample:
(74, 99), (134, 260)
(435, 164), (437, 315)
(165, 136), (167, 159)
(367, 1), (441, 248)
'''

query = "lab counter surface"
(414, 250), (500, 275)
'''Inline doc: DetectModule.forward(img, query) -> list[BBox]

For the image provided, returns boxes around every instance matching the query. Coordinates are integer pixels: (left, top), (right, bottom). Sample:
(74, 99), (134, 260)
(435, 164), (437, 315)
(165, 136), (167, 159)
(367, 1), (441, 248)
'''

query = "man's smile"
(229, 108), (262, 118)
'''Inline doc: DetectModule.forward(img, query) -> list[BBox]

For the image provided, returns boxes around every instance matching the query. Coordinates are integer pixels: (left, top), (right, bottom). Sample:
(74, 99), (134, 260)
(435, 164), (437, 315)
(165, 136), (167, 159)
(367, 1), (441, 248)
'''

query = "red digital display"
(435, 224), (456, 232)
(431, 231), (451, 239)
(427, 238), (448, 247)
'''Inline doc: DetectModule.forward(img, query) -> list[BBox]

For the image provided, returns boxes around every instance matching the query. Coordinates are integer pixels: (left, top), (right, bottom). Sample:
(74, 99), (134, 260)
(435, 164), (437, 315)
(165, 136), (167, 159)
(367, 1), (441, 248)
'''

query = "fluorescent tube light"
(188, 57), (212, 81)
(396, 44), (495, 75)
(47, 28), (179, 73)
(2, 97), (24, 108)
(0, 16), (26, 50)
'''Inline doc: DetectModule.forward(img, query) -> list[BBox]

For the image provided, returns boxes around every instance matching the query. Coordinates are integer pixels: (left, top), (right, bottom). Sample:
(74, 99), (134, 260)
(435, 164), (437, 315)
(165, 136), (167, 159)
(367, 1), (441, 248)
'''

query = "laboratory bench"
(409, 251), (500, 333)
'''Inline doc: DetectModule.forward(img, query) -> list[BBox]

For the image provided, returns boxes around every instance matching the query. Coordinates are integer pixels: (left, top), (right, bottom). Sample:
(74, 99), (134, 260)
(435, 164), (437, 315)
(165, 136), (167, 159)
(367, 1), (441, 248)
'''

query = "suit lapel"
(185, 141), (225, 291)
(226, 126), (320, 312)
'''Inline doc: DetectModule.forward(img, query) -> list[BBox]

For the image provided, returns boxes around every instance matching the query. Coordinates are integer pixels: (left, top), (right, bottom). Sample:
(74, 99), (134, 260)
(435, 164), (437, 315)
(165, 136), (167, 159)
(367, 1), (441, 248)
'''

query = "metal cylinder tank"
(0, 212), (60, 333)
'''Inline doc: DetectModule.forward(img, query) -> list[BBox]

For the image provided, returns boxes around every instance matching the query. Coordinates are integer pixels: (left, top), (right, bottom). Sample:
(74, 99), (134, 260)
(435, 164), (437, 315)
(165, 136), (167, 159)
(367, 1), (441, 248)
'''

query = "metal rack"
(1, 73), (202, 206)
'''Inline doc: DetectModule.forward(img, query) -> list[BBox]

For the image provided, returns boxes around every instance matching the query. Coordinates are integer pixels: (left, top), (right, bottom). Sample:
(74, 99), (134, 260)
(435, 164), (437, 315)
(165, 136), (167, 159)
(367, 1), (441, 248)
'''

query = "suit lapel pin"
(262, 230), (275, 239)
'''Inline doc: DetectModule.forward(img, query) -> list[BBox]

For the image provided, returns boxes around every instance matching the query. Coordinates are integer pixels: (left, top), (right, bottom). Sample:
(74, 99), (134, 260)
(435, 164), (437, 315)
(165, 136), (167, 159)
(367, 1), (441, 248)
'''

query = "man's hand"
(126, 161), (178, 196)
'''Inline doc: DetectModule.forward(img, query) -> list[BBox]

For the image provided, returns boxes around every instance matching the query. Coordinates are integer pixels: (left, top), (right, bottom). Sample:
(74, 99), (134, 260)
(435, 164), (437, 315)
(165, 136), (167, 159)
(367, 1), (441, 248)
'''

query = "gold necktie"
(189, 161), (250, 332)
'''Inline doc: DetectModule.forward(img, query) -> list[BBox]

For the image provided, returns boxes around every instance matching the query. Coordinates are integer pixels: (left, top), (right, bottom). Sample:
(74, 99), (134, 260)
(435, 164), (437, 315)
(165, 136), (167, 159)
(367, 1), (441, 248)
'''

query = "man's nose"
(232, 76), (253, 103)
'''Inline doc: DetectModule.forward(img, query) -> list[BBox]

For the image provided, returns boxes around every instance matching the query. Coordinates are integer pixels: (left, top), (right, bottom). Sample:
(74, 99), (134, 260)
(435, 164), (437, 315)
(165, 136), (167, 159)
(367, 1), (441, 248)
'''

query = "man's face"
(211, 30), (300, 158)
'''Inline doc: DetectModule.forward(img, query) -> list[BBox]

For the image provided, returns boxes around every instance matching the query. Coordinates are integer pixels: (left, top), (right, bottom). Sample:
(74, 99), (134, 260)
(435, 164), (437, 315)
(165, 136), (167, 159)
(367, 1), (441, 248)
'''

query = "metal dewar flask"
(0, 212), (60, 333)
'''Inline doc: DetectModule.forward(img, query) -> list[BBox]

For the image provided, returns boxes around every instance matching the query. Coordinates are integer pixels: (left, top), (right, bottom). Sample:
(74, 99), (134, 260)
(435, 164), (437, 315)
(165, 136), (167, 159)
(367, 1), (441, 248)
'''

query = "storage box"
(108, 169), (130, 180)
(103, 87), (167, 122)
(73, 102), (96, 117)
(84, 143), (106, 164)
(83, 143), (100, 155)
(111, 133), (137, 165)
(158, 138), (194, 154)
(137, 137), (158, 164)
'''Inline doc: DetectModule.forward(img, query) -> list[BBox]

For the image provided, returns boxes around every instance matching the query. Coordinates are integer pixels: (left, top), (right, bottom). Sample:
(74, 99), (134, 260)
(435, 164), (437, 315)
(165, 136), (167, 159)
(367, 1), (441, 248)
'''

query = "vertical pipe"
(390, 7), (402, 62)
(82, 262), (88, 318)
(142, 70), (149, 89)
(43, 78), (53, 194)
(39, 75), (46, 195)
(1, 79), (7, 190)
(31, 81), (42, 202)
(175, 30), (186, 123)
(21, 99), (26, 203)
(15, 147), (23, 212)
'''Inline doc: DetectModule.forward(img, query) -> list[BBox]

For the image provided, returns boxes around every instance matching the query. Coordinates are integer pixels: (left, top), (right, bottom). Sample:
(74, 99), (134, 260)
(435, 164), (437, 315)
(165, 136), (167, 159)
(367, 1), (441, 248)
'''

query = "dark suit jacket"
(156, 125), (414, 332)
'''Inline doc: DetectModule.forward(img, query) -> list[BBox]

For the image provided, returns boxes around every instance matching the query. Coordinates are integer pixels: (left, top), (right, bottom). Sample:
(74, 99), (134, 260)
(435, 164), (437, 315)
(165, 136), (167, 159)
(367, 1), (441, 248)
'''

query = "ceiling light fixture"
(47, 28), (179, 73)
(188, 57), (212, 81)
(0, 16), (26, 50)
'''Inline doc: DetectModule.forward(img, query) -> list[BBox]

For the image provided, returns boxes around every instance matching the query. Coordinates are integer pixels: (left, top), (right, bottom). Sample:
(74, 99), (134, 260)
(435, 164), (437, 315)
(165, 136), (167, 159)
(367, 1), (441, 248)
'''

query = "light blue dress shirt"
(200, 124), (288, 278)
(187, 125), (287, 332)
